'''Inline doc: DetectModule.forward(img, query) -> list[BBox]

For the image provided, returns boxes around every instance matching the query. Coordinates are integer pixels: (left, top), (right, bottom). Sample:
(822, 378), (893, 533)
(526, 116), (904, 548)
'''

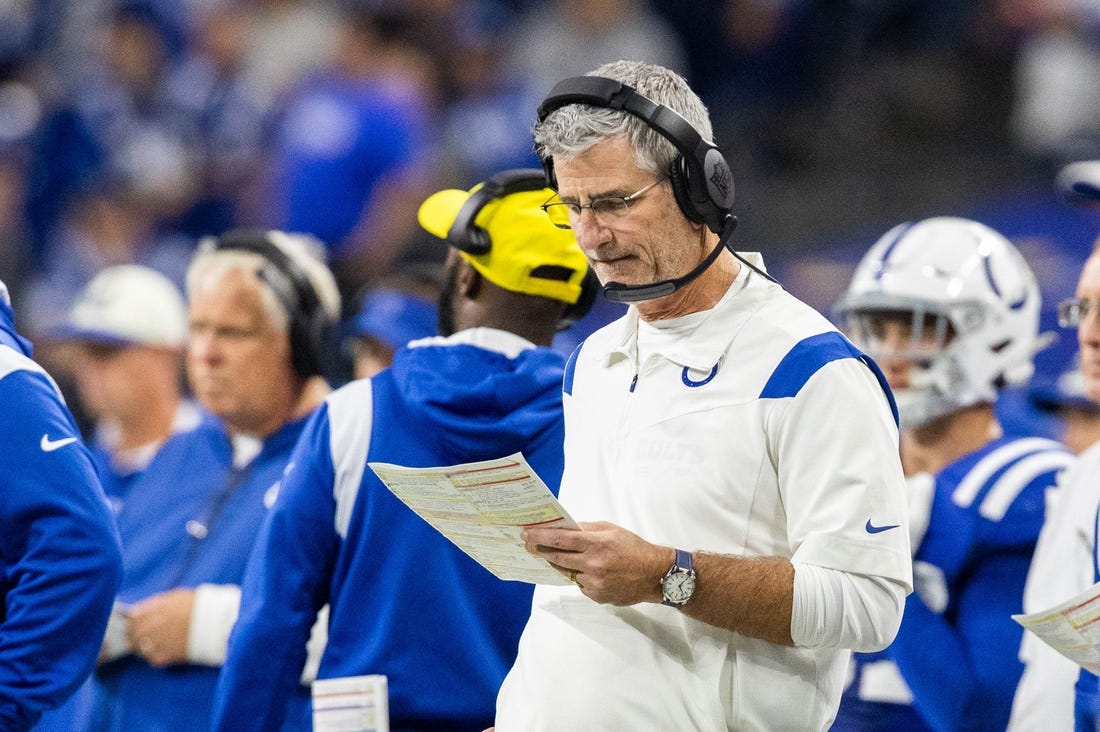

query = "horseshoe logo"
(682, 362), (719, 388)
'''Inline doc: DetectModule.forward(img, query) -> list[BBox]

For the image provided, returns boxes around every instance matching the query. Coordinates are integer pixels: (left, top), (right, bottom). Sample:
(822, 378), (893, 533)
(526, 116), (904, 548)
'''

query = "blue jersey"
(836, 435), (1074, 731)
(212, 332), (568, 732)
(89, 411), (310, 731)
(0, 301), (122, 730)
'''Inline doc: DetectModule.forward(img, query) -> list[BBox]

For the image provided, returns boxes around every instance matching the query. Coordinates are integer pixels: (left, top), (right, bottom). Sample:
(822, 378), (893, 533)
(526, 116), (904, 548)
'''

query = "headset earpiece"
(541, 155), (557, 192)
(446, 169), (548, 255)
(204, 229), (329, 378)
(557, 266), (600, 331)
(460, 226), (492, 256)
(667, 156), (704, 226)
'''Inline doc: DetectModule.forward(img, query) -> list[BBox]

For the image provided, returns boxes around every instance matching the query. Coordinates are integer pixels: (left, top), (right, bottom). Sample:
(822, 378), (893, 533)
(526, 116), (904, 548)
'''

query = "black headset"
(537, 75), (735, 236)
(537, 76), (774, 302)
(446, 168), (599, 331)
(204, 229), (331, 377)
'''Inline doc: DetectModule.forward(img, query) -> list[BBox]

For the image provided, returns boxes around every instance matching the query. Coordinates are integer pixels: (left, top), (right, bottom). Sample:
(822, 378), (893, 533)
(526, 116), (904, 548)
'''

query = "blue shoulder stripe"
(759, 331), (898, 426)
(563, 342), (583, 396)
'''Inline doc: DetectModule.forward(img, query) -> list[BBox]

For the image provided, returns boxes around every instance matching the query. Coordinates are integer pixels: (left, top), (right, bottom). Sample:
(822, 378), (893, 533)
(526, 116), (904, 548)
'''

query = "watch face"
(663, 570), (696, 603)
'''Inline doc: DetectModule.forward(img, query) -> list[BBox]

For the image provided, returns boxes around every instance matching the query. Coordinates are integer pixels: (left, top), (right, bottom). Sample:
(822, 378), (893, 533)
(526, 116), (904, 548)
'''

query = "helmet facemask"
(845, 302), (996, 429)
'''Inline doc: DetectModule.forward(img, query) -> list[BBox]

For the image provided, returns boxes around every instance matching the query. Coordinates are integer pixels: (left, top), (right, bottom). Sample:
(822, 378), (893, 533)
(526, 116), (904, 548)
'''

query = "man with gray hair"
(493, 60), (912, 730)
(87, 229), (340, 731)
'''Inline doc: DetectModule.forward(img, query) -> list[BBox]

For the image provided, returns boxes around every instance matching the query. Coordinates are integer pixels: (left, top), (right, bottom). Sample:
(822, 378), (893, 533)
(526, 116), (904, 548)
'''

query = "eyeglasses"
(540, 177), (668, 230)
(1058, 296), (1100, 327)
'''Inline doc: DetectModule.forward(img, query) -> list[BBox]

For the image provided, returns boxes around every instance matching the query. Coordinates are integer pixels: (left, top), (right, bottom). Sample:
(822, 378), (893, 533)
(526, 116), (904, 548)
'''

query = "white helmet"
(834, 216), (1044, 429)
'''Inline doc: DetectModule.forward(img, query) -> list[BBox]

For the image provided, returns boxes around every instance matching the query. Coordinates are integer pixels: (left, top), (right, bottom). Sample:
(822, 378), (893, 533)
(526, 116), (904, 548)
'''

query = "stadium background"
(1, 0), (1098, 437)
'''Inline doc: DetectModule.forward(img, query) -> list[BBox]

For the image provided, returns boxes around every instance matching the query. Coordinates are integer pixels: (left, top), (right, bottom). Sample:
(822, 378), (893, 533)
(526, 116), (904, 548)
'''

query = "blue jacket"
(213, 332), (568, 731)
(0, 297), (122, 730)
(90, 409), (311, 731)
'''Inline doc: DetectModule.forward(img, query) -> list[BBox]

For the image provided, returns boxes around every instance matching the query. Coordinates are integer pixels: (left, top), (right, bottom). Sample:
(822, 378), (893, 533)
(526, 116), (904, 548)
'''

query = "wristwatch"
(660, 548), (696, 608)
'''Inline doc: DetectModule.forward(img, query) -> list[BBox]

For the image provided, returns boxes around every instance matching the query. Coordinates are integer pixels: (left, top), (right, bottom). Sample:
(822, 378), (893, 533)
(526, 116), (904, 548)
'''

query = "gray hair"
(533, 60), (715, 176)
(187, 231), (342, 333)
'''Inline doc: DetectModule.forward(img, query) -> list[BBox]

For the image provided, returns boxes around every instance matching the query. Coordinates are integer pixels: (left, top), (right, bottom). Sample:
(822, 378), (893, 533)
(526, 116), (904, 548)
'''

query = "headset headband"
(209, 233), (321, 316)
(536, 75), (735, 235)
(538, 76), (713, 166)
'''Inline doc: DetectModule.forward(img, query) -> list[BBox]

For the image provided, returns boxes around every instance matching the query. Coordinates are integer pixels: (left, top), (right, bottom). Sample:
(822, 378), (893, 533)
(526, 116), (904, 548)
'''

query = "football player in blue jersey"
(832, 216), (1076, 731)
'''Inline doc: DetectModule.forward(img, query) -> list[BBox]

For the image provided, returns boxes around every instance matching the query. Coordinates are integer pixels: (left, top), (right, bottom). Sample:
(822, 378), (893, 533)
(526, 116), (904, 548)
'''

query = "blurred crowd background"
(1, 0), (1099, 431)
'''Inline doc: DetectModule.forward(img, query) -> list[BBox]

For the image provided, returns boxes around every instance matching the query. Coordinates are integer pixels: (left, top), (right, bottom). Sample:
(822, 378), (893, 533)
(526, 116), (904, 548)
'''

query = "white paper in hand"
(368, 452), (579, 584)
(1013, 579), (1100, 674)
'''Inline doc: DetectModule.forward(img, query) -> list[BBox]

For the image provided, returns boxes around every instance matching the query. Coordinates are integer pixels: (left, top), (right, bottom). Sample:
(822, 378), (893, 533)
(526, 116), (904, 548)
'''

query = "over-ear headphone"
(536, 75), (736, 235)
(559, 268), (600, 331)
(446, 168), (547, 254)
(446, 168), (599, 330)
(204, 229), (330, 377)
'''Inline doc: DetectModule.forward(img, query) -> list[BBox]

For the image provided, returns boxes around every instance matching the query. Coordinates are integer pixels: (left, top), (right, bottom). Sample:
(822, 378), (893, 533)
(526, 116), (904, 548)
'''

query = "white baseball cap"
(58, 265), (188, 349)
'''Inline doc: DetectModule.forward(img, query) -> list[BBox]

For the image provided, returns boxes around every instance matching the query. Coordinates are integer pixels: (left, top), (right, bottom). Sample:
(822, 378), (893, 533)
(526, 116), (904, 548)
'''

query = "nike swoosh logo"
(865, 519), (900, 534)
(40, 434), (78, 452)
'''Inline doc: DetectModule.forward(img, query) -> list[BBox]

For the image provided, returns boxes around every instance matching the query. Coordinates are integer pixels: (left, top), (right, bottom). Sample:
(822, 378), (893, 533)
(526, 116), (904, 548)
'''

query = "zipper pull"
(629, 373), (638, 393)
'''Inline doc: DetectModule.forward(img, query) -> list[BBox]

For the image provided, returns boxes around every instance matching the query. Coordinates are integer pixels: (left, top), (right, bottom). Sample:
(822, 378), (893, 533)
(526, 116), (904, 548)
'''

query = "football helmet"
(835, 216), (1044, 429)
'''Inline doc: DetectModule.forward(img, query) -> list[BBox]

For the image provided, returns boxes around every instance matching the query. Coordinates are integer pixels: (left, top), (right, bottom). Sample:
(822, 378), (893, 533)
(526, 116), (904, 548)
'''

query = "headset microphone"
(602, 216), (737, 303)
(599, 215), (776, 303)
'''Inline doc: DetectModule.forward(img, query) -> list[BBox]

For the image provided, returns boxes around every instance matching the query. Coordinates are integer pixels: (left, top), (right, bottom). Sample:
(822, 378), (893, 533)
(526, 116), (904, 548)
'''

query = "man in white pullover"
(493, 59), (913, 731)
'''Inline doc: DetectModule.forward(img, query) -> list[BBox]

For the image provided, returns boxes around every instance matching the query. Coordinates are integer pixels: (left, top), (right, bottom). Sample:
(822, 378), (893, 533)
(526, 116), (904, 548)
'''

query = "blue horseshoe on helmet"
(983, 253), (1028, 310)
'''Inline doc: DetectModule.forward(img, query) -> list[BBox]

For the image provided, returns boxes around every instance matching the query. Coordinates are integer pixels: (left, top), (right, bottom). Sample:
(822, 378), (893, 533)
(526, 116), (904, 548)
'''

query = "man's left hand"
(522, 521), (674, 606)
(127, 588), (196, 667)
